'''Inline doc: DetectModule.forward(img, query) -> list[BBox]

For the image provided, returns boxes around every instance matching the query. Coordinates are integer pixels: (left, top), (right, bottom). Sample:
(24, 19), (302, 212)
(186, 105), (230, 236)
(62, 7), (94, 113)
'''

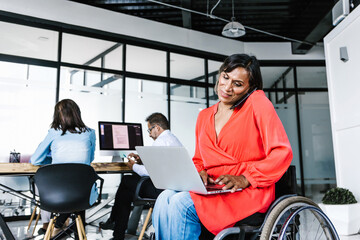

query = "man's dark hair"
(145, 112), (169, 130)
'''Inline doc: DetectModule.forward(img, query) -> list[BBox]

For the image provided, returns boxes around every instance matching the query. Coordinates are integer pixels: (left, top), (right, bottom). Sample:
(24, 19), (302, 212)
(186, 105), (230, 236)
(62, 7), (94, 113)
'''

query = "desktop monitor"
(98, 121), (144, 161)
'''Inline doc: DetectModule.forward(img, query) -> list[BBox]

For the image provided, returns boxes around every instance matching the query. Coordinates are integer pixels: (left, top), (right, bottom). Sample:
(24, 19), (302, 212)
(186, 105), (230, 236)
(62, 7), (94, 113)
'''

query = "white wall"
(0, 0), (324, 60)
(324, 5), (360, 199)
(0, 0), (244, 56)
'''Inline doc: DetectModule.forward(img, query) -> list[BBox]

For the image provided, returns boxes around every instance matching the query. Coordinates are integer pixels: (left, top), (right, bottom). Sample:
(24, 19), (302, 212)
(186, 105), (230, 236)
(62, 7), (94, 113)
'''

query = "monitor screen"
(98, 121), (144, 151)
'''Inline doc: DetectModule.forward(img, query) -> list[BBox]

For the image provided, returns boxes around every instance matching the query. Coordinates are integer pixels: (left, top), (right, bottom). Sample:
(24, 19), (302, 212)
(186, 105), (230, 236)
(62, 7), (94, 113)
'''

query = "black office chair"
(133, 176), (160, 240)
(34, 163), (104, 240)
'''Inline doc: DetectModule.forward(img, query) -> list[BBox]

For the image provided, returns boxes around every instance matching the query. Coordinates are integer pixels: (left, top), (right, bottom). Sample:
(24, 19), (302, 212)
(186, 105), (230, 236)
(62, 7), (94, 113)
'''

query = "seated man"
(100, 112), (182, 240)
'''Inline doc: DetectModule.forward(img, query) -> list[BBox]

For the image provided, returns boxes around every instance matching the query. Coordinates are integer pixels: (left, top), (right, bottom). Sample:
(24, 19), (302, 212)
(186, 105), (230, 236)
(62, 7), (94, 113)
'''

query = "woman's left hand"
(215, 175), (250, 193)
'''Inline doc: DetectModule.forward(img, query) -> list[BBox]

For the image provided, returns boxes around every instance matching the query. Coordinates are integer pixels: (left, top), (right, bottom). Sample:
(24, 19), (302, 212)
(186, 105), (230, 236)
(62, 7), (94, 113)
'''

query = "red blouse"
(190, 90), (293, 235)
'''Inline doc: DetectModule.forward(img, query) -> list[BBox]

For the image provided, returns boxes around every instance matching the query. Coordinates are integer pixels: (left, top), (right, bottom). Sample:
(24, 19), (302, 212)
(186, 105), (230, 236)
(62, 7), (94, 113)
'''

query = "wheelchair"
(213, 166), (339, 240)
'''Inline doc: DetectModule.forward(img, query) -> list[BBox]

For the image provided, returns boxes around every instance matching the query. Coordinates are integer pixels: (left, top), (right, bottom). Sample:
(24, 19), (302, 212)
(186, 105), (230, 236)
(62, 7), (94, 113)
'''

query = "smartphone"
(230, 88), (257, 110)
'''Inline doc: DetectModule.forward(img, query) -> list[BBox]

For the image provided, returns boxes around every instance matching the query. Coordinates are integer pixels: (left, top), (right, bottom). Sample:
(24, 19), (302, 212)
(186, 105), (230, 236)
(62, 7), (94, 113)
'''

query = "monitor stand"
(112, 156), (123, 162)
(111, 150), (134, 162)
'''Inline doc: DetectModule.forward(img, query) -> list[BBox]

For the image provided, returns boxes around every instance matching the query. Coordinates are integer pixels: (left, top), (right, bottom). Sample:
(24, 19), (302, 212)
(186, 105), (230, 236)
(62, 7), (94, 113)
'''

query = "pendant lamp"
(221, 0), (245, 38)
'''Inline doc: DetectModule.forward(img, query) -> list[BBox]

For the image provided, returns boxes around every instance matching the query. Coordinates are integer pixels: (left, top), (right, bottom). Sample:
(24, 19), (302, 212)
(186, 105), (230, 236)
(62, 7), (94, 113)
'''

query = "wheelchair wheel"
(260, 196), (338, 240)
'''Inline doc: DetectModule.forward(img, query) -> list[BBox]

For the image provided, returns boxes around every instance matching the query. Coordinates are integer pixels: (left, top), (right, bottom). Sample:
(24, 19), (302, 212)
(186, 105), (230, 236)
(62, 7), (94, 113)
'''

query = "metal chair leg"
(128, 205), (144, 235)
(237, 230), (245, 240)
(0, 213), (15, 240)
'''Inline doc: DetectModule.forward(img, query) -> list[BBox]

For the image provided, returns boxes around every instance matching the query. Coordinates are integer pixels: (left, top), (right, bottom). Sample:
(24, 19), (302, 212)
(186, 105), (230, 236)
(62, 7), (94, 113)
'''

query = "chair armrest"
(133, 176), (156, 205)
(95, 175), (104, 205)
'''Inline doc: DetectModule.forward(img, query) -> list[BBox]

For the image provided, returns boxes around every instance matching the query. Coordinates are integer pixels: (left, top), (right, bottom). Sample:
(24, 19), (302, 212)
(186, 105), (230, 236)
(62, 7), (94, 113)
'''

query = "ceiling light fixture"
(222, 18), (245, 38)
(221, 0), (245, 38)
(147, 0), (314, 46)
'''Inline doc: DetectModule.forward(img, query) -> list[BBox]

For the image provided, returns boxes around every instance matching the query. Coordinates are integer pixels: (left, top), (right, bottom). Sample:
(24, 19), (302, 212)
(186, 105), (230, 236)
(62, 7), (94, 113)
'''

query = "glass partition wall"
(263, 65), (335, 200)
(0, 16), (335, 201)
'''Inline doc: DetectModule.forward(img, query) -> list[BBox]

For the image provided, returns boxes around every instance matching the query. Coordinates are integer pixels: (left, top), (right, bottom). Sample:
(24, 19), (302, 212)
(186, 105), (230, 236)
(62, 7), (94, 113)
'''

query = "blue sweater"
(30, 128), (98, 205)
(30, 128), (95, 165)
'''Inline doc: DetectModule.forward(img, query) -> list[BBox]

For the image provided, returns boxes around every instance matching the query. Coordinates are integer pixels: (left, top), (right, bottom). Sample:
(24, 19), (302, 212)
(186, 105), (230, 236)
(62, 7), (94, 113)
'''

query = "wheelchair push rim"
(260, 196), (339, 240)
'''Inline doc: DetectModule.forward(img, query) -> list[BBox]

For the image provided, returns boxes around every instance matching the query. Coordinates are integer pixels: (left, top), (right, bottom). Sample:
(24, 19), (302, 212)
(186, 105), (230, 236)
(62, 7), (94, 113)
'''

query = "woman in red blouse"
(152, 54), (293, 239)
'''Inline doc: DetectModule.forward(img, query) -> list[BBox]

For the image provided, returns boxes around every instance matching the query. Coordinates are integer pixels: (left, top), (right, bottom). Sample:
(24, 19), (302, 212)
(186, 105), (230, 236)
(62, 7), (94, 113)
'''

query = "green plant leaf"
(322, 187), (357, 204)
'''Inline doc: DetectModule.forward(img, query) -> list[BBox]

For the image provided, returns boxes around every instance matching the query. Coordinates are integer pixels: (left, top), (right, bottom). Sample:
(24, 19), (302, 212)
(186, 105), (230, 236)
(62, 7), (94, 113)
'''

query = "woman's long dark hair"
(215, 54), (263, 93)
(51, 99), (89, 135)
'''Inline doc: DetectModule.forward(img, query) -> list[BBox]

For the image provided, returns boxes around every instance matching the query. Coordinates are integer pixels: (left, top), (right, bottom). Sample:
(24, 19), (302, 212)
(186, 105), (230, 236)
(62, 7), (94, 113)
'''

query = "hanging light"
(148, 0), (313, 46)
(221, 0), (246, 38)
(222, 17), (246, 38)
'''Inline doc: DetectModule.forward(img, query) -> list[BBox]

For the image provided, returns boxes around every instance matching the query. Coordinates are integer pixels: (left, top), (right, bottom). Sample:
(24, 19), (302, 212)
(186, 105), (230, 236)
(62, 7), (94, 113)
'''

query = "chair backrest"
(275, 165), (297, 199)
(34, 163), (100, 213)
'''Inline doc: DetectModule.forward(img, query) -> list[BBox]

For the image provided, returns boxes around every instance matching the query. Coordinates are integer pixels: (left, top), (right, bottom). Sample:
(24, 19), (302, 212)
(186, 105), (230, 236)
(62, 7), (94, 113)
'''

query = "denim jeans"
(152, 190), (201, 240)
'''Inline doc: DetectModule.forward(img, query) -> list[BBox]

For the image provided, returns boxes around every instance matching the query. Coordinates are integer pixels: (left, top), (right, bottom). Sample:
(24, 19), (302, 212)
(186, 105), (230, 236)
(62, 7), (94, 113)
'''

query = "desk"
(0, 162), (132, 175)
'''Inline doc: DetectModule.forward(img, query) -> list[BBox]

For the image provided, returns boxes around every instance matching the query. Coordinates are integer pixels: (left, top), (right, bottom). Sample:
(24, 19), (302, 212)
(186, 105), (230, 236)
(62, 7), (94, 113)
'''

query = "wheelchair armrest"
(213, 227), (240, 240)
(133, 176), (156, 205)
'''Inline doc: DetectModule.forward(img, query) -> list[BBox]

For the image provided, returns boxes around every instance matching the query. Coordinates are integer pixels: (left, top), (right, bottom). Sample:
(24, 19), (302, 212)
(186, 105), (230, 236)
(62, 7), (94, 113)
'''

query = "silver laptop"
(135, 146), (242, 195)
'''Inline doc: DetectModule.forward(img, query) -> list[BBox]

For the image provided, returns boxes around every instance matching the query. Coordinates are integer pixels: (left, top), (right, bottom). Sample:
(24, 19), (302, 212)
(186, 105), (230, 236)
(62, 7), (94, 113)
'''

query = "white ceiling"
(0, 20), (326, 89)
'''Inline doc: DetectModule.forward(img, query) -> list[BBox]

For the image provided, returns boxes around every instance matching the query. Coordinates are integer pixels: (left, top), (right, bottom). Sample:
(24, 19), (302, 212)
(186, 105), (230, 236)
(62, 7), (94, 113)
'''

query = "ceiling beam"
(291, 10), (333, 54)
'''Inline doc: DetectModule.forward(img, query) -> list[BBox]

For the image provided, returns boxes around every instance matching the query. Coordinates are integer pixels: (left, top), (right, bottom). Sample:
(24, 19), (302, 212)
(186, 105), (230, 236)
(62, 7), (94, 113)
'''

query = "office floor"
(342, 236), (360, 240)
(5, 215), (360, 240)
(3, 202), (360, 240)
(6, 212), (148, 240)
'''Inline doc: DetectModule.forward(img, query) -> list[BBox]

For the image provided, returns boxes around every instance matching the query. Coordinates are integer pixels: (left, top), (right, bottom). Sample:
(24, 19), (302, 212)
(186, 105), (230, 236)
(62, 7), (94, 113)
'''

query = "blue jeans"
(152, 190), (201, 240)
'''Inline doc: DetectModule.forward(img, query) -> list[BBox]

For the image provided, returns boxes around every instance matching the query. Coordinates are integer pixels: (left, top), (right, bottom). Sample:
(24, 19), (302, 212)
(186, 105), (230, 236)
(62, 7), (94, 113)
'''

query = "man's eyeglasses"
(147, 125), (156, 133)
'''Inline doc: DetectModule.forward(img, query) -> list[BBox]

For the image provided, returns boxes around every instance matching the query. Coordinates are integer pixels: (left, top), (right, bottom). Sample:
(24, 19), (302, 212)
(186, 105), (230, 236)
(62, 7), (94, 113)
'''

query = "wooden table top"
(0, 162), (132, 175)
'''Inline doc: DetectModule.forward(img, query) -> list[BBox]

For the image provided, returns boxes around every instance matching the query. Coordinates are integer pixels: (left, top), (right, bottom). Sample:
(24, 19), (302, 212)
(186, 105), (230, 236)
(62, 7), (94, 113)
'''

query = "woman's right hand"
(199, 170), (215, 186)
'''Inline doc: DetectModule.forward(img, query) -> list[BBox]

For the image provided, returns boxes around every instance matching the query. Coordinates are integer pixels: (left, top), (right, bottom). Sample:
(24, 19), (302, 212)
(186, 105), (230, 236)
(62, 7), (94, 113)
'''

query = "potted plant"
(319, 187), (360, 235)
